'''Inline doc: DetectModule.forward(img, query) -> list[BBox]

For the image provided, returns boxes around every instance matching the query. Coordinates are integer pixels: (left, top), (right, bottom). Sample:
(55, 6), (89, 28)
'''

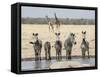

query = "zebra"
(29, 33), (42, 61)
(44, 41), (51, 60)
(54, 32), (62, 61)
(80, 31), (89, 58)
(64, 33), (76, 59)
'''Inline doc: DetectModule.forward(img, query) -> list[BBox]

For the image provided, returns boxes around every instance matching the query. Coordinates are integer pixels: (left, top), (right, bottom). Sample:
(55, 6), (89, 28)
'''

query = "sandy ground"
(21, 24), (95, 59)
(50, 61), (92, 69)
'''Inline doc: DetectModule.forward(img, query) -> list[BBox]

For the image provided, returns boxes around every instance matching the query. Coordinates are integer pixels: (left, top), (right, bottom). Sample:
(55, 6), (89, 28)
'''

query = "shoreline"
(22, 55), (95, 61)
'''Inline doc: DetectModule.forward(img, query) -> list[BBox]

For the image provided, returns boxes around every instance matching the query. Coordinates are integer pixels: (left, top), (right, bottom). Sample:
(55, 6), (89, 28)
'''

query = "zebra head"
(82, 31), (86, 40)
(70, 33), (76, 45)
(55, 32), (60, 41)
(32, 33), (39, 43)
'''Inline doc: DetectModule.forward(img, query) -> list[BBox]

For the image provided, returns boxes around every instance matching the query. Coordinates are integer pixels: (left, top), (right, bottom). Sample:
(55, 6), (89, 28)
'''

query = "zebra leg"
(48, 50), (51, 60)
(35, 51), (37, 61)
(38, 50), (41, 61)
(47, 50), (49, 60)
(66, 50), (68, 59)
(45, 49), (47, 60)
(82, 49), (85, 59)
(68, 51), (70, 59)
(87, 49), (90, 58)
(84, 53), (85, 58)
(60, 50), (62, 60)
(82, 51), (83, 58)
(37, 51), (39, 61)
(45, 51), (46, 60)
(56, 50), (58, 60)
(40, 50), (41, 61)
(57, 51), (59, 60)
(57, 54), (58, 61)
(68, 51), (69, 59)
(47, 50), (51, 60)
(57, 52), (58, 61)
(35, 51), (38, 61)
(58, 51), (60, 60)
(70, 51), (72, 59)
(59, 49), (62, 60)
(82, 49), (84, 58)
(68, 51), (71, 60)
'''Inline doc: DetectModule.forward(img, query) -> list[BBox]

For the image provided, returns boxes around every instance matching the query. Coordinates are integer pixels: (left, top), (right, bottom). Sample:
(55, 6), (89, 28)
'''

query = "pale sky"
(21, 6), (95, 19)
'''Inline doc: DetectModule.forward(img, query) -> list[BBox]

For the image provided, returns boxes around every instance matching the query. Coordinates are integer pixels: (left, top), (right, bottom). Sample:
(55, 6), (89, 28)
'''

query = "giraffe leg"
(51, 25), (54, 32)
(49, 25), (50, 31)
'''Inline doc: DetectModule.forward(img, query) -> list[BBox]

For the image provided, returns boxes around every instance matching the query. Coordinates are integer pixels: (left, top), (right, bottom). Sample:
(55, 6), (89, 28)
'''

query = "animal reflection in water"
(34, 60), (41, 69)
(29, 33), (42, 61)
(64, 33), (76, 60)
(80, 31), (89, 58)
(54, 33), (62, 61)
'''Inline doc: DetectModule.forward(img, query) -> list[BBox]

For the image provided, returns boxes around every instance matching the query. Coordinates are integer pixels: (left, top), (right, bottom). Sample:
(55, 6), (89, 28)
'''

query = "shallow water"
(21, 57), (95, 71)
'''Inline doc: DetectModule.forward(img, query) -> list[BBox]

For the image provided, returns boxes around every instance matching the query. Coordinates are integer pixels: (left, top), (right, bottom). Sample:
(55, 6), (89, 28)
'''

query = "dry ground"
(21, 24), (95, 59)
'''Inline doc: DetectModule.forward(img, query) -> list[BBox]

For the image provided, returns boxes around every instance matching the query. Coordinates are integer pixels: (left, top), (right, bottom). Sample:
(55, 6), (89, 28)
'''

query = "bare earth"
(21, 24), (95, 59)
(50, 61), (92, 69)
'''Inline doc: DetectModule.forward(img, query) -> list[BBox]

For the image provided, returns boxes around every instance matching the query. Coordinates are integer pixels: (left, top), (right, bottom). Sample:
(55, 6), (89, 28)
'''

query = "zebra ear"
(55, 33), (57, 35)
(73, 33), (75, 36)
(84, 31), (86, 34)
(36, 33), (38, 36)
(82, 31), (83, 34)
(58, 33), (60, 35)
(33, 33), (35, 35)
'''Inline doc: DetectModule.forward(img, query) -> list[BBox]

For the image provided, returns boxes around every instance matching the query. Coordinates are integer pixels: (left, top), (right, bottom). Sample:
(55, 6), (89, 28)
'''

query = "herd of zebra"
(29, 31), (89, 61)
(29, 13), (89, 61)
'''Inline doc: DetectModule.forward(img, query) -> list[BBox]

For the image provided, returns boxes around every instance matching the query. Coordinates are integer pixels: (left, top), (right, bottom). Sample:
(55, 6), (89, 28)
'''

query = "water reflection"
(22, 57), (95, 71)
(35, 61), (42, 70)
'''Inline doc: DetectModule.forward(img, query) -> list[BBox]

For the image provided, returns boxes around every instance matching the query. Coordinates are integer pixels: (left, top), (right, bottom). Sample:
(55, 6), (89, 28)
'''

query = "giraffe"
(45, 15), (54, 32)
(54, 13), (61, 32)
